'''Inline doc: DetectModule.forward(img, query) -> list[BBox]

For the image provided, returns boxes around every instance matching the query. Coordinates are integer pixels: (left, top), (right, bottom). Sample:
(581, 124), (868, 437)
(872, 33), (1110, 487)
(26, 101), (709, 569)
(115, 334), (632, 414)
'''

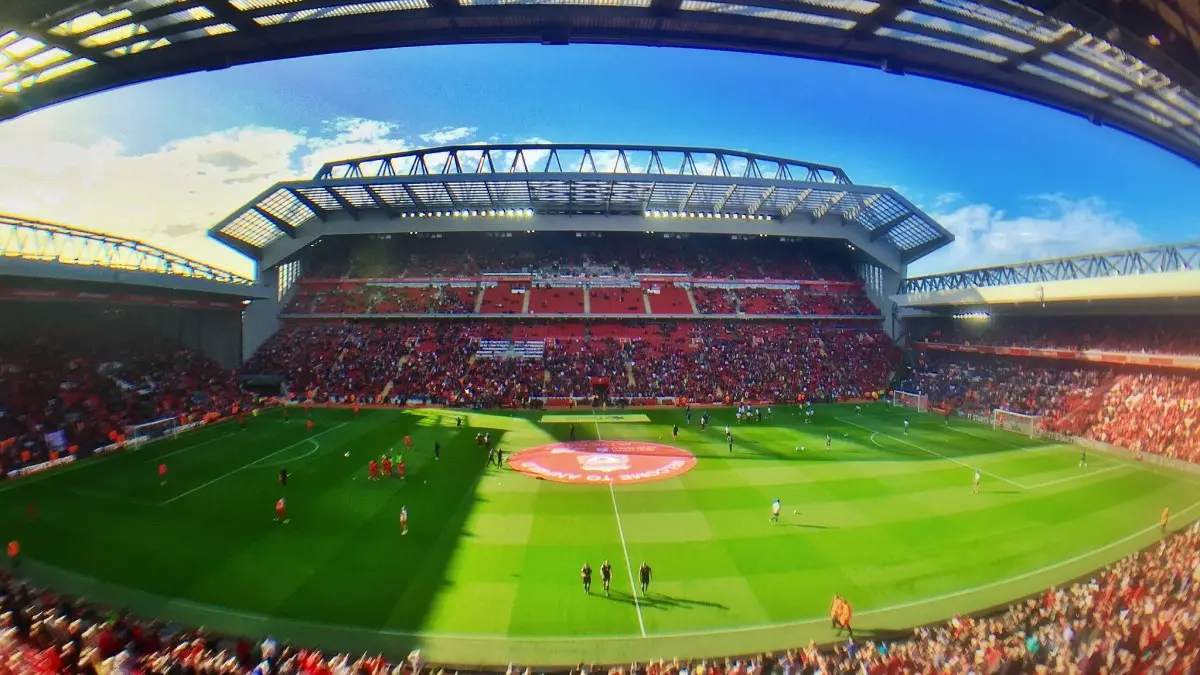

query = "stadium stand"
(900, 352), (1200, 465)
(244, 321), (898, 406)
(0, 300), (247, 474)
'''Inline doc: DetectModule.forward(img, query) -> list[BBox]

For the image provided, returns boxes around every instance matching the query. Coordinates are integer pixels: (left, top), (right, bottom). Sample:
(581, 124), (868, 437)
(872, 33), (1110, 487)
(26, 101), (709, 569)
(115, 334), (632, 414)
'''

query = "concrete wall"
(242, 274), (284, 364)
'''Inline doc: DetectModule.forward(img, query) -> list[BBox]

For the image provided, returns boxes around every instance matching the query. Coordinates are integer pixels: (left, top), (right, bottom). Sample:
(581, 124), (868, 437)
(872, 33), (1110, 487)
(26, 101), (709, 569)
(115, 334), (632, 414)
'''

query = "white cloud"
(418, 126), (478, 145)
(911, 194), (1146, 276)
(0, 116), (471, 278)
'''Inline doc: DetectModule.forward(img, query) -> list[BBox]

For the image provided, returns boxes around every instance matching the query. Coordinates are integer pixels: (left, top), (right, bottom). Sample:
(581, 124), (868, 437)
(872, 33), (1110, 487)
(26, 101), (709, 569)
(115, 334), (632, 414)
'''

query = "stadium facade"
(208, 143), (951, 359)
(0, 214), (265, 369)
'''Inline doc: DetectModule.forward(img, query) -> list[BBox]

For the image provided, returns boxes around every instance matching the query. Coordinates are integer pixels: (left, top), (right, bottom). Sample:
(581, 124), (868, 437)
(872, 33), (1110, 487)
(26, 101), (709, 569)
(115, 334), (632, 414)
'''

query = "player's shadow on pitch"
(606, 592), (728, 611)
(782, 523), (834, 530)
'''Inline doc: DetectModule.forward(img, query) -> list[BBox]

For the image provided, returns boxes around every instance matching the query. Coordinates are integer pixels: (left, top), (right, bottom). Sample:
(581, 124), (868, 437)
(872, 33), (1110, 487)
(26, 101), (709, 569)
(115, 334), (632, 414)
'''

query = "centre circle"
(507, 440), (697, 485)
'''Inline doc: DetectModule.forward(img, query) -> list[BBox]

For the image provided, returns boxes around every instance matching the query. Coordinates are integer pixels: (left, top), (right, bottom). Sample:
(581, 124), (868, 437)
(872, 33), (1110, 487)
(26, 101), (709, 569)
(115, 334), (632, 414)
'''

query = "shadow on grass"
(602, 591), (729, 611)
(16, 412), (511, 664)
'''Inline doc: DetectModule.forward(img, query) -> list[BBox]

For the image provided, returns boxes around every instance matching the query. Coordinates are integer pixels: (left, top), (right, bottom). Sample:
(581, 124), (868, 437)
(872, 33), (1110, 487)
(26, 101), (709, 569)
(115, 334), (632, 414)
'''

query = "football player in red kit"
(381, 455), (392, 477)
(158, 463), (168, 486)
(306, 419), (314, 432)
(397, 459), (406, 480)
(368, 460), (380, 481)
(404, 435), (412, 450)
(353, 403), (360, 417)
(275, 497), (288, 524)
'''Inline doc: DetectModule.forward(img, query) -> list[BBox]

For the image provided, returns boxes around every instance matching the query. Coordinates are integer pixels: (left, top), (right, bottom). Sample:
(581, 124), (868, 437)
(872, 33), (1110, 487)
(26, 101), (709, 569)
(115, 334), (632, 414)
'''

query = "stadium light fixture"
(952, 311), (991, 320)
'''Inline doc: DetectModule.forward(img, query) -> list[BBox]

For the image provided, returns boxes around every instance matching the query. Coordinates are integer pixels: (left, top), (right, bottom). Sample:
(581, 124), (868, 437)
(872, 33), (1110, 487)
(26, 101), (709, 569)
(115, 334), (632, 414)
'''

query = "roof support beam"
(252, 207), (297, 237)
(324, 188), (362, 221)
(812, 191), (847, 220)
(904, 236), (951, 263)
(363, 185), (400, 219)
(208, 1), (269, 35)
(869, 212), (910, 242)
(213, 231), (263, 260)
(287, 189), (328, 222)
(778, 188), (812, 218)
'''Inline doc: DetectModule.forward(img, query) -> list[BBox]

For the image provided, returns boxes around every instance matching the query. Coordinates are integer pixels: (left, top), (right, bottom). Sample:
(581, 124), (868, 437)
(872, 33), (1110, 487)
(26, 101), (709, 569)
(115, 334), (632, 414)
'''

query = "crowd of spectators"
(1081, 373), (1200, 464)
(901, 353), (1200, 465)
(0, 308), (246, 473)
(1, 519), (1196, 674)
(913, 316), (1200, 357)
(899, 354), (1108, 420)
(245, 321), (897, 406)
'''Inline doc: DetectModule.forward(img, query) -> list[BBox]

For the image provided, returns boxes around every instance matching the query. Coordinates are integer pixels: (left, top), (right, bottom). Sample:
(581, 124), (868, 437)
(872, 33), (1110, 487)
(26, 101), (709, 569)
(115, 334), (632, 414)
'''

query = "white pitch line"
(161, 423), (347, 505)
(144, 431), (237, 463)
(252, 439), (321, 469)
(593, 412), (647, 638)
(837, 417), (1028, 489)
(40, 499), (1200, 643)
(1021, 464), (1126, 490)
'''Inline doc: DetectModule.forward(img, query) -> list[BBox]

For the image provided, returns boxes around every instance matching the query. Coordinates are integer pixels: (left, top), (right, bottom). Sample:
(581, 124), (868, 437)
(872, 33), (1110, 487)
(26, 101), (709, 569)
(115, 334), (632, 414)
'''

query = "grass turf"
(1, 403), (1197, 666)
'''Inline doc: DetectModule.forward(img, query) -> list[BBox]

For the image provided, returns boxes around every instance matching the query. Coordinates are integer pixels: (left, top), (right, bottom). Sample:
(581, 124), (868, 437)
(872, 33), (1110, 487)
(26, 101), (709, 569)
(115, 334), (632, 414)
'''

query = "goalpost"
(991, 409), (1044, 439)
(892, 390), (929, 413)
(125, 416), (180, 443)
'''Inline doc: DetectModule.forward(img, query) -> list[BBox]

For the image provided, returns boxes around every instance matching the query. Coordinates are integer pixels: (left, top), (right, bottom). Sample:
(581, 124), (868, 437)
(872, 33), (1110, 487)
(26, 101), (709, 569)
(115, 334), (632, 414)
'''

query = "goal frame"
(891, 390), (929, 413)
(125, 416), (180, 443)
(991, 408), (1043, 439)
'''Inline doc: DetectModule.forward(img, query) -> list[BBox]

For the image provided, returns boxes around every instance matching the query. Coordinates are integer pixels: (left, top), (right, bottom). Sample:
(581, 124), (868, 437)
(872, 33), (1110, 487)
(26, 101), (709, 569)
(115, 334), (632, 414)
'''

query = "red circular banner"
(507, 440), (696, 485)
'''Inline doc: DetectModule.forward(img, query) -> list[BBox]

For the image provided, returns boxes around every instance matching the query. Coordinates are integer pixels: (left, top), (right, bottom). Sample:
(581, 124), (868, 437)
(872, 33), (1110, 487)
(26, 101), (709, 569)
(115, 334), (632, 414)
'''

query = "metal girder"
(209, 144), (953, 260)
(780, 188), (815, 218)
(252, 206), (298, 237)
(212, 230), (263, 260)
(0, 213), (255, 280)
(362, 185), (400, 219)
(324, 188), (362, 221)
(286, 189), (328, 222)
(902, 241), (1200, 294)
(316, 145), (851, 184)
(844, 193), (881, 222)
(812, 191), (847, 221)
(869, 212), (911, 242)
(205, 0), (269, 36)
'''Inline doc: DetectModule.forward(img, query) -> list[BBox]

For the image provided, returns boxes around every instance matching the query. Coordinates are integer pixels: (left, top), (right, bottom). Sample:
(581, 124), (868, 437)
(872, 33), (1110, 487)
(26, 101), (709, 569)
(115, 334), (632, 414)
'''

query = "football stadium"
(3, 1), (1200, 673)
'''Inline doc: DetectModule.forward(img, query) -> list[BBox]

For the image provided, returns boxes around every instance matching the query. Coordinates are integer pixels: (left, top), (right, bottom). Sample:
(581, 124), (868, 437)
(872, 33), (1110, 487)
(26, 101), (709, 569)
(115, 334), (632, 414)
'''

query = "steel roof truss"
(286, 188), (327, 222)
(326, 187), (361, 221)
(251, 206), (297, 237)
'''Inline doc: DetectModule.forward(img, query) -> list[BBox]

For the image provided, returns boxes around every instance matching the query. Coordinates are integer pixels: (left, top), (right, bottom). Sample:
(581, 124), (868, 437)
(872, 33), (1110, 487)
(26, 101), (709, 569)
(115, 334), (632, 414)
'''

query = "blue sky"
(0, 43), (1196, 277)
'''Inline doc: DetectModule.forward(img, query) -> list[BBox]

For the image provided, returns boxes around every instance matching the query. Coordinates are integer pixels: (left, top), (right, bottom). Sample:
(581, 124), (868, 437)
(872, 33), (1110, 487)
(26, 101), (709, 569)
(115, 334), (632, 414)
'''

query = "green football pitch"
(2, 404), (1197, 666)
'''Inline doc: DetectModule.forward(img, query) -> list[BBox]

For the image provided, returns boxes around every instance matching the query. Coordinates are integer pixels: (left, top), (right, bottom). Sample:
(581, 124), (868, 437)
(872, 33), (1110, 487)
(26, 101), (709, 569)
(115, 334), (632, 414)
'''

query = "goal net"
(126, 416), (180, 443)
(892, 390), (929, 413)
(991, 409), (1044, 439)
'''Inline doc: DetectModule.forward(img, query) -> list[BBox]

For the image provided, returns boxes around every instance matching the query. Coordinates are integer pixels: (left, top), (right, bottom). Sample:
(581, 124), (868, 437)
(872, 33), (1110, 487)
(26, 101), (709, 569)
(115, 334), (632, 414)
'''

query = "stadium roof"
(0, 213), (264, 295)
(2, 1), (1200, 166)
(206, 143), (953, 264)
(900, 239), (1200, 293)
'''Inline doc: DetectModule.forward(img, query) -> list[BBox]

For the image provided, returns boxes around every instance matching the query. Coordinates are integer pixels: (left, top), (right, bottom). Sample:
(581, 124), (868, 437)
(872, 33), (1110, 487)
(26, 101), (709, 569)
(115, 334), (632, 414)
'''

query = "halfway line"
(593, 411), (647, 637)
(161, 423), (348, 505)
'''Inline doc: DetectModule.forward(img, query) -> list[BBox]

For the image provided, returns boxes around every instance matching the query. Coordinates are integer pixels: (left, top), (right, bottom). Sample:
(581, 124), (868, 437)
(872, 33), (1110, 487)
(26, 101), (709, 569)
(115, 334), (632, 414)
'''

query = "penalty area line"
(143, 431), (238, 463)
(161, 423), (348, 505)
(592, 410), (647, 638)
(837, 417), (1028, 489)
